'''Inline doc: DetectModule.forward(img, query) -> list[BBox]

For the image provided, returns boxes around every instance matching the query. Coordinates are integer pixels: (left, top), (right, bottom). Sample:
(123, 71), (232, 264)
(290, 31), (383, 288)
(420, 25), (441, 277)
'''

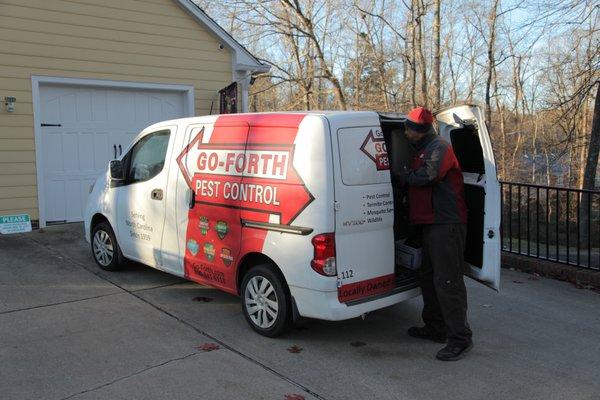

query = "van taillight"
(311, 233), (336, 276)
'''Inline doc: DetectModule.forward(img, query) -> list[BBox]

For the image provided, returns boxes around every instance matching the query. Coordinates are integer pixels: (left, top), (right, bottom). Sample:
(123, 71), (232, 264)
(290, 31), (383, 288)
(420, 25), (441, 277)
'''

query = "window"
(450, 128), (485, 175)
(127, 130), (170, 184)
(337, 127), (390, 186)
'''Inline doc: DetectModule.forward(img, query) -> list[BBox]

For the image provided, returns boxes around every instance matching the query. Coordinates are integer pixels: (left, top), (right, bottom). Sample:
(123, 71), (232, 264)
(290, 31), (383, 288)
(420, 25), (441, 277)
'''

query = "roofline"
(174, 0), (270, 73)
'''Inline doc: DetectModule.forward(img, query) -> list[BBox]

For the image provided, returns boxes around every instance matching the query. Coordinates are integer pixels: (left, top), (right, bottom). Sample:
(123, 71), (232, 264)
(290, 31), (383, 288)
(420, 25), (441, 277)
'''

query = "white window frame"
(31, 75), (195, 228)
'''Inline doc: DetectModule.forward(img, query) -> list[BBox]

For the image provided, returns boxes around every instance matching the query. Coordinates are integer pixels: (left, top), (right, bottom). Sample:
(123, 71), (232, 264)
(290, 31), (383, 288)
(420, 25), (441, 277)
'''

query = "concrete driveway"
(1, 224), (599, 400)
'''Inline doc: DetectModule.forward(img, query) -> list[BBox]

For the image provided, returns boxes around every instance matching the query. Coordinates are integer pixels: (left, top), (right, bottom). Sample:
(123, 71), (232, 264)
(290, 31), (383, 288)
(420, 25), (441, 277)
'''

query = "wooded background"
(196, 0), (598, 188)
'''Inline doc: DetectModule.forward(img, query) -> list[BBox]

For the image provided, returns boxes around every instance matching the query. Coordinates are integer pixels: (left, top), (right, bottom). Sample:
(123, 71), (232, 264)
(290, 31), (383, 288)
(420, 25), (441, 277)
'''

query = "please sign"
(0, 214), (32, 234)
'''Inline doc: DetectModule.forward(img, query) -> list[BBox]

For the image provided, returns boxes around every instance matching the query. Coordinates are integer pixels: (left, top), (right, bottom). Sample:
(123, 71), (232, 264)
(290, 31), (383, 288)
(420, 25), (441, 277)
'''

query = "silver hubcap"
(244, 276), (278, 329)
(93, 230), (114, 266)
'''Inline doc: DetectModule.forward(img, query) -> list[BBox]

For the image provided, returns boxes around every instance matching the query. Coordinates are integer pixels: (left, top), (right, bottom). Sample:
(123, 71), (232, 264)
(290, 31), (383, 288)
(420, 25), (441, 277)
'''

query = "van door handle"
(119, 144), (122, 156)
(187, 188), (195, 209)
(113, 144), (117, 159)
(151, 189), (163, 200)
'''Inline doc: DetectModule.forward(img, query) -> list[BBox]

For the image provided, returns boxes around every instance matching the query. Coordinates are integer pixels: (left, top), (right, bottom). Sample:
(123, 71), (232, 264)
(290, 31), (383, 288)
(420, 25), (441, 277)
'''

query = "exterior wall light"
(5, 97), (16, 112)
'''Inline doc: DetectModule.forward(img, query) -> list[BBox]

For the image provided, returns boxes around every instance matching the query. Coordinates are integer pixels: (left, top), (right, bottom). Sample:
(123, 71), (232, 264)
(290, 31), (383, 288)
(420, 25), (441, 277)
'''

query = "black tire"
(91, 221), (124, 271)
(241, 264), (292, 337)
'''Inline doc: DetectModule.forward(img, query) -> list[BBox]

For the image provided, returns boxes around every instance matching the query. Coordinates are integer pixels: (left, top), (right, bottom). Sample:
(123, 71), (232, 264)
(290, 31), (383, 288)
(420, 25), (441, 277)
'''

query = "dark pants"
(419, 223), (472, 346)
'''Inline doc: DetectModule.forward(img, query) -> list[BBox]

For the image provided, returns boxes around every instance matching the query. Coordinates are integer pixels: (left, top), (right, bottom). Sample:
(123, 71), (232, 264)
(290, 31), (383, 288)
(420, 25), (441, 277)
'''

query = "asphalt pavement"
(1, 223), (599, 400)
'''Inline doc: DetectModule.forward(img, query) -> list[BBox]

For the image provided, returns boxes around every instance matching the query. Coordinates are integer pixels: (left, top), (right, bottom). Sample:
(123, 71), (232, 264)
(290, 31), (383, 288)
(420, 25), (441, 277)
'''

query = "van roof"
(143, 111), (407, 133)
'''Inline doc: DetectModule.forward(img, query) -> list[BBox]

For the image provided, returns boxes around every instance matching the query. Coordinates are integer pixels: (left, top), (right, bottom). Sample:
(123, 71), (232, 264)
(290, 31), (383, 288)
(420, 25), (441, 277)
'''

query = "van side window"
(126, 130), (170, 184)
(449, 128), (485, 175)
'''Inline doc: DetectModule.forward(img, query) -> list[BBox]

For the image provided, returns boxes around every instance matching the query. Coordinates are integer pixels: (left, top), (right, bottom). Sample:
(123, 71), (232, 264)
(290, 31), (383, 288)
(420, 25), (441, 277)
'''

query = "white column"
(236, 71), (251, 113)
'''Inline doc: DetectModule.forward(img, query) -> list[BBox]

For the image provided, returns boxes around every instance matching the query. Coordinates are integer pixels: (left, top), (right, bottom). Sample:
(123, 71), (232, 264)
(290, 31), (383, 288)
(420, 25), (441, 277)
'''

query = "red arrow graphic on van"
(176, 128), (314, 226)
(360, 130), (390, 171)
(176, 126), (205, 190)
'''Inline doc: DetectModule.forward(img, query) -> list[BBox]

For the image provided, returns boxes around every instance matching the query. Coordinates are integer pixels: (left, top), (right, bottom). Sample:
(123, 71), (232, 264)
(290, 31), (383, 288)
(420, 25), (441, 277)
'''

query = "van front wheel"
(241, 265), (291, 337)
(91, 222), (124, 271)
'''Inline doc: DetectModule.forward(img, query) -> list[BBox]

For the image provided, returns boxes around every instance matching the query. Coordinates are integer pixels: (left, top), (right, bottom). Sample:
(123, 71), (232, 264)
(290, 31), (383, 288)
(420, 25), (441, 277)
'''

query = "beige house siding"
(0, 0), (234, 220)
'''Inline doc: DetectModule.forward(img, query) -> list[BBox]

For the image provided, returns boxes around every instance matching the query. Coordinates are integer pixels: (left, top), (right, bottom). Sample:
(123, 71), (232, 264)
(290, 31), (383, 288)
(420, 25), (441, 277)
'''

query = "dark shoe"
(436, 342), (473, 361)
(407, 326), (447, 343)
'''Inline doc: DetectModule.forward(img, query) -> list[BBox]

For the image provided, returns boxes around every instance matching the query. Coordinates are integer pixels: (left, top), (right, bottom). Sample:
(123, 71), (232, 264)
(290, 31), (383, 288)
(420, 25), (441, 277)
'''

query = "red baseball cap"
(405, 106), (434, 133)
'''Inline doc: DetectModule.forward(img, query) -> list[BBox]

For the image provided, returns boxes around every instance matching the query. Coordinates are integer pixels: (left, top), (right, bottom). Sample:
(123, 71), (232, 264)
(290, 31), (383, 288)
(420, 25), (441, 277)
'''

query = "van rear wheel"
(241, 264), (291, 337)
(91, 222), (124, 271)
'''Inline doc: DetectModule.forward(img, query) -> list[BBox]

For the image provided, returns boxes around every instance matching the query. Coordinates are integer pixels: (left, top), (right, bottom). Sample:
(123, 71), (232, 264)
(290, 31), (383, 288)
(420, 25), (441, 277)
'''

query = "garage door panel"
(40, 83), (187, 223)
(149, 96), (163, 121)
(59, 94), (77, 122)
(65, 180), (80, 221)
(41, 97), (59, 122)
(161, 99), (178, 119)
(91, 90), (108, 122)
(75, 91), (93, 122)
(78, 132), (95, 172)
(63, 132), (80, 173)
(43, 131), (64, 173)
(108, 91), (136, 122)
(93, 132), (111, 169)
(134, 94), (150, 122)
(47, 179), (65, 222)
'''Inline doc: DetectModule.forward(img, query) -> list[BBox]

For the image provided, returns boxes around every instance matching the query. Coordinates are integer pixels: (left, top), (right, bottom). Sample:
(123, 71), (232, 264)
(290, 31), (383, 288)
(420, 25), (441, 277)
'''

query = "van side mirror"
(109, 160), (125, 181)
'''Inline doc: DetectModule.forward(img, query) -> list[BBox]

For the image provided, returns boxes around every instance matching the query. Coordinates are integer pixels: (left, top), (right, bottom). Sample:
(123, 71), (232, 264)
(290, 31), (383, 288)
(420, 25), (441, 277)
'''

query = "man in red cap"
(400, 106), (472, 361)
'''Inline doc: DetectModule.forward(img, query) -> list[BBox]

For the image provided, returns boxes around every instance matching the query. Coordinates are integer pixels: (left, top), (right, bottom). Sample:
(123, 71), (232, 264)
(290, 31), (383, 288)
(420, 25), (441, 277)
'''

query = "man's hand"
(394, 165), (409, 187)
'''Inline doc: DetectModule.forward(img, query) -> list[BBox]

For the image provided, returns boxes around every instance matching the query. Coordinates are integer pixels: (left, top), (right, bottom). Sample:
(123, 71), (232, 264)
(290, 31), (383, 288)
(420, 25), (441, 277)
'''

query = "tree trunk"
(281, 0), (347, 109)
(433, 0), (441, 108)
(582, 83), (600, 190)
(409, 1), (417, 106)
(579, 82), (600, 248)
(485, 0), (499, 130)
(416, 0), (428, 106)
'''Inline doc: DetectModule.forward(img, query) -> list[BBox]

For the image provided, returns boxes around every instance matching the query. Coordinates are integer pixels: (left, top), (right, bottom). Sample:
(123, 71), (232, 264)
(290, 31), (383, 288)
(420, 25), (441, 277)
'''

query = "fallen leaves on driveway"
(287, 345), (303, 353)
(196, 343), (220, 352)
(192, 296), (214, 302)
(284, 394), (305, 400)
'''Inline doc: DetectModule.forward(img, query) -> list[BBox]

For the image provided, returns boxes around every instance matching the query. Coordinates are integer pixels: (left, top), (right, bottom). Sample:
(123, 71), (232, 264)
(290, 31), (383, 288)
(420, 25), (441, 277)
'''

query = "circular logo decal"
(216, 221), (229, 239)
(203, 242), (215, 261)
(199, 216), (210, 235)
(220, 247), (234, 266)
(187, 239), (199, 256)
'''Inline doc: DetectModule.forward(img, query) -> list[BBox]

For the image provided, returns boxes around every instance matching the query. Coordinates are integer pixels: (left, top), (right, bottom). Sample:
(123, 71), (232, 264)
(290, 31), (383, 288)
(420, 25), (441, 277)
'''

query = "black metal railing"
(500, 181), (600, 271)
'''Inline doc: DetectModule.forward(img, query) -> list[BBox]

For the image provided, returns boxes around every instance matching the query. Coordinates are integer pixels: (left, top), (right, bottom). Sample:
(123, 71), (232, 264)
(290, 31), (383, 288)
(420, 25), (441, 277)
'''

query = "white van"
(84, 105), (500, 337)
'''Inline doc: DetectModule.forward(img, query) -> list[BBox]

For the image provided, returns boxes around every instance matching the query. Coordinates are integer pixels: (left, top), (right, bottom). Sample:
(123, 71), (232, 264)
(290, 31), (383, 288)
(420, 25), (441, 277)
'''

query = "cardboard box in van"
(84, 105), (500, 337)
(395, 240), (422, 270)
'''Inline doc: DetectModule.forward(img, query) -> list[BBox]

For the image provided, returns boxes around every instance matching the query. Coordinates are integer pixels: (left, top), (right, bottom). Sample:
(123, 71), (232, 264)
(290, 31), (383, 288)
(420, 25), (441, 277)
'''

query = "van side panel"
(159, 121), (190, 277)
(174, 113), (320, 295)
(260, 115), (336, 293)
(327, 113), (396, 302)
(168, 119), (219, 279)
(237, 114), (315, 291)
(178, 118), (249, 293)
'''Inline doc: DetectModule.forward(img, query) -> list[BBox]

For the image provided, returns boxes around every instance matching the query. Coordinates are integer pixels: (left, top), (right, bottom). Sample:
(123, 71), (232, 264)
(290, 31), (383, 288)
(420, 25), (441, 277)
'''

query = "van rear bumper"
(290, 285), (421, 321)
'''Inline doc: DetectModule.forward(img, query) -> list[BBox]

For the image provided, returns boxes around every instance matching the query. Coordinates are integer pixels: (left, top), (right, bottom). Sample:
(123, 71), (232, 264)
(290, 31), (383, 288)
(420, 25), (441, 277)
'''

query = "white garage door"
(39, 84), (186, 224)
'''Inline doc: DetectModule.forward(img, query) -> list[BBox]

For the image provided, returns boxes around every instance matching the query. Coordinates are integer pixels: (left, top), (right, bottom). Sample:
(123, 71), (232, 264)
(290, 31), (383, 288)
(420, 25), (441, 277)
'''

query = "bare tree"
(433, 0), (441, 108)
(196, 0), (597, 191)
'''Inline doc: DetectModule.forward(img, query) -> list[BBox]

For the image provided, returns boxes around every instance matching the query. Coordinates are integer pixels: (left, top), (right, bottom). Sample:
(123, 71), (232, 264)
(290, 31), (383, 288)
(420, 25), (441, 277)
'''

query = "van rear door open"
(436, 105), (501, 290)
(331, 119), (397, 303)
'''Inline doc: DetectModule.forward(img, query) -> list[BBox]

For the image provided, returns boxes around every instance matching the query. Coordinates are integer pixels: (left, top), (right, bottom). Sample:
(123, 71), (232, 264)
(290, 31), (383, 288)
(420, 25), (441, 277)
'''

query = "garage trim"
(31, 75), (195, 228)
